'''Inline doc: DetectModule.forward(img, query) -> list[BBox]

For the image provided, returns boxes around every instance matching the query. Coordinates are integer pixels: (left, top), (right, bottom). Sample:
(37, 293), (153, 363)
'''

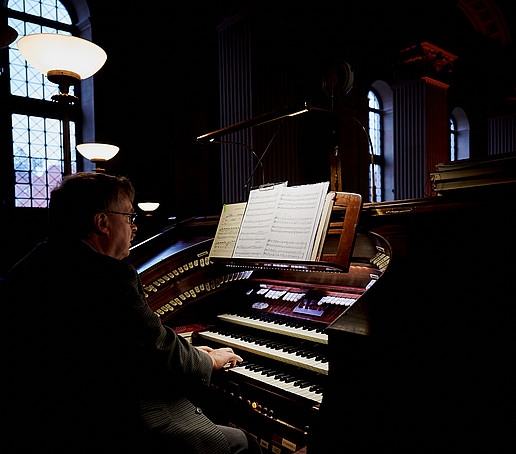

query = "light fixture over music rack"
(196, 101), (318, 143)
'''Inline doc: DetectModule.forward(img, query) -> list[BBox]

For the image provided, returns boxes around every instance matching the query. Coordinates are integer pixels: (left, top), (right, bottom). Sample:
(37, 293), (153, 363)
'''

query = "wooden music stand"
(320, 192), (362, 271)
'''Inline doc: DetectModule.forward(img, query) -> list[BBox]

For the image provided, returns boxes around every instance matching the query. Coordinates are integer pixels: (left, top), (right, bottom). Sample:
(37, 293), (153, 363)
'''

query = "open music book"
(210, 182), (334, 262)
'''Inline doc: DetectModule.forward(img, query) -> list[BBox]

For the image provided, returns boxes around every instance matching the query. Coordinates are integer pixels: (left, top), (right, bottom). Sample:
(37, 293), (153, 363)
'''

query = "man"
(3, 172), (254, 453)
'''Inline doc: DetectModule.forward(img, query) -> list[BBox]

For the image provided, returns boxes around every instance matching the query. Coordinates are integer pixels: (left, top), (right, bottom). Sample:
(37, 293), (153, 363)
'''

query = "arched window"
(368, 90), (383, 202)
(449, 116), (457, 161)
(5, 0), (79, 208)
(450, 107), (470, 161)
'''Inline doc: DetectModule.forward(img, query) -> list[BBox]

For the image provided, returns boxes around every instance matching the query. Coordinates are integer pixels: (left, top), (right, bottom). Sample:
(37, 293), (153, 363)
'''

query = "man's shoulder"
(6, 239), (54, 279)
(73, 241), (138, 280)
(7, 237), (137, 280)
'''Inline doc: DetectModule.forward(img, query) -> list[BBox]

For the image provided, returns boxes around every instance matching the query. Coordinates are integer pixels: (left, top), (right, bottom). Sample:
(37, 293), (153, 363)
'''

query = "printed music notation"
(210, 182), (331, 261)
(209, 202), (247, 258)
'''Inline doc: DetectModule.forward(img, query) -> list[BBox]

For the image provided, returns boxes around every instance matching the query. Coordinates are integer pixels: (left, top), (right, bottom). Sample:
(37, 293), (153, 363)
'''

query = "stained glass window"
(7, 0), (77, 208)
(368, 90), (383, 202)
(12, 114), (76, 207)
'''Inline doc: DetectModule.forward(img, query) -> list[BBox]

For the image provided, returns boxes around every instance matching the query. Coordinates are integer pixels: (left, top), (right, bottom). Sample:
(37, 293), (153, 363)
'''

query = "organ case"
(129, 192), (388, 452)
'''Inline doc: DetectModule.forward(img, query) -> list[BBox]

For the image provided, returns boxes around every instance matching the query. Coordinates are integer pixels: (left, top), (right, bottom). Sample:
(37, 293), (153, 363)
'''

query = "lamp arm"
(241, 120), (283, 200)
(209, 139), (265, 186)
(196, 102), (311, 143)
(338, 112), (377, 203)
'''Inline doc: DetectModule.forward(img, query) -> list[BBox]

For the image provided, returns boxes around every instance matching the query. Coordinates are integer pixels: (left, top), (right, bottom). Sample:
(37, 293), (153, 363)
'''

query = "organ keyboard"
(200, 325), (329, 374)
(229, 362), (324, 404)
(216, 313), (328, 344)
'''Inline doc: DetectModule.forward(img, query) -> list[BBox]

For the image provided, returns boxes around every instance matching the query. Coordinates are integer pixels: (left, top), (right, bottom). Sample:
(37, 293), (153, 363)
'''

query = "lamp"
(138, 202), (160, 215)
(76, 143), (119, 172)
(17, 34), (106, 101)
(17, 33), (107, 175)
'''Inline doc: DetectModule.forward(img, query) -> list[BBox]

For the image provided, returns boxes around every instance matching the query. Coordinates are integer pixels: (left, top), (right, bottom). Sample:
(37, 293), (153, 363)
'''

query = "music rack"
(211, 192), (362, 273)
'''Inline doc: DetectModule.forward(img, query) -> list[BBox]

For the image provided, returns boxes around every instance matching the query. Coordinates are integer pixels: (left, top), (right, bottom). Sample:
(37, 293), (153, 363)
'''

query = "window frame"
(449, 116), (457, 161)
(368, 89), (384, 202)
(450, 107), (470, 161)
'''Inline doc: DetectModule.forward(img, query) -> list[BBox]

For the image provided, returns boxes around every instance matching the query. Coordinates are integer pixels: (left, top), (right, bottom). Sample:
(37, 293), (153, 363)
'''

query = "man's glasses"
(105, 210), (138, 224)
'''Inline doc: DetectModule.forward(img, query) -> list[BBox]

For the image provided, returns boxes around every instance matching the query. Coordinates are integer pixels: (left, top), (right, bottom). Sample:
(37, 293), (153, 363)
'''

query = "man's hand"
(196, 345), (243, 370)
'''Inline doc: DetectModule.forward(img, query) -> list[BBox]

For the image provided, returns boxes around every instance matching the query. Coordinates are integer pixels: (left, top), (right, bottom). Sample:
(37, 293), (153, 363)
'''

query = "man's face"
(106, 195), (137, 260)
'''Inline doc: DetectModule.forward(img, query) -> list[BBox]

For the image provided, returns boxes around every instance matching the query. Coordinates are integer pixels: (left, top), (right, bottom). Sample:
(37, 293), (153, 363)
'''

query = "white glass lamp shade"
(138, 202), (160, 212)
(76, 143), (119, 162)
(17, 34), (107, 80)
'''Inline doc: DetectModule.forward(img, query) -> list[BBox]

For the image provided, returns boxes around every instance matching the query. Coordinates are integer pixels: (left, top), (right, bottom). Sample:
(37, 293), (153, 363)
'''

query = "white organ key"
(199, 331), (328, 375)
(228, 365), (323, 404)
(217, 313), (328, 344)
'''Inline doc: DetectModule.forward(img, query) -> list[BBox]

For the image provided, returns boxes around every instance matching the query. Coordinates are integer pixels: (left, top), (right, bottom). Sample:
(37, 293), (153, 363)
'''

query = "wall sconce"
(137, 202), (160, 216)
(17, 33), (107, 175)
(76, 143), (119, 172)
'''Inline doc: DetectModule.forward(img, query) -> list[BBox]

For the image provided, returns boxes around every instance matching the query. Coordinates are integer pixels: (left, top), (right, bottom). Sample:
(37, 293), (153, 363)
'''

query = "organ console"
(127, 184), (515, 453)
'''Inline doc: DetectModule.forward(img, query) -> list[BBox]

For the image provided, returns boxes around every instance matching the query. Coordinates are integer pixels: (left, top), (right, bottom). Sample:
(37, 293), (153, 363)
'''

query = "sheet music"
(265, 182), (329, 260)
(233, 182), (329, 260)
(233, 183), (286, 259)
(210, 202), (247, 258)
(311, 192), (335, 261)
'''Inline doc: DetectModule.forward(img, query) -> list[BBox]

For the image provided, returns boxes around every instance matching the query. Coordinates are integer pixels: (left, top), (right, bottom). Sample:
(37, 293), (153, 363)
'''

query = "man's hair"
(49, 172), (135, 239)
